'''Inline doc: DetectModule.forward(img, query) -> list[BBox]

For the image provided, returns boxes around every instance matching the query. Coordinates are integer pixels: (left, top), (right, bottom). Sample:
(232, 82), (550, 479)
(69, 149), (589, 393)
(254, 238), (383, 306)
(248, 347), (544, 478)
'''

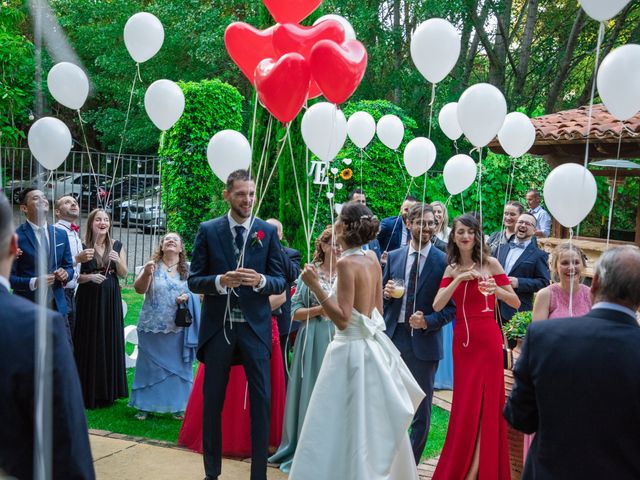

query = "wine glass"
(477, 273), (495, 312)
(391, 279), (405, 299)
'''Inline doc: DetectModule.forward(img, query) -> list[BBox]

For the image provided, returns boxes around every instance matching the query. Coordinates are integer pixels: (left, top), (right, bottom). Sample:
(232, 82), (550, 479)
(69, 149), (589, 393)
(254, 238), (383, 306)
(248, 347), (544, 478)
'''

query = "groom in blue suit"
(11, 188), (74, 319)
(188, 170), (286, 480)
(383, 203), (455, 464)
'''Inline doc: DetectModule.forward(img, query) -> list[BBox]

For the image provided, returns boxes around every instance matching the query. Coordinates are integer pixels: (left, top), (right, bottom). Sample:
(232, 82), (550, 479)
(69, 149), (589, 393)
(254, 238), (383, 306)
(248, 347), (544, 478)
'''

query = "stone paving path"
(90, 391), (454, 480)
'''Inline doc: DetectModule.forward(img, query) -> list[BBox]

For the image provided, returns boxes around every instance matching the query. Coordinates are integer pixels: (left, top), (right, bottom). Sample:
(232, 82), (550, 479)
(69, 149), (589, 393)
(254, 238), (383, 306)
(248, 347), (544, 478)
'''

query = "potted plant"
(502, 310), (532, 351)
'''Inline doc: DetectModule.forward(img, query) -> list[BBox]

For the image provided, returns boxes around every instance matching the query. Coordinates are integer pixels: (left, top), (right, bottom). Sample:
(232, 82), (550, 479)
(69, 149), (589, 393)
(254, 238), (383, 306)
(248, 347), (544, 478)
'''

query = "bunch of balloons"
(225, 2), (367, 123)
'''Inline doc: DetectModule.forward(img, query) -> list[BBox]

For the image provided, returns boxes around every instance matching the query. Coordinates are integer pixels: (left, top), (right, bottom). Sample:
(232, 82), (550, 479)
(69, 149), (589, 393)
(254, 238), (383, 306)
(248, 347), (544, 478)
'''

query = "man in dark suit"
(266, 218), (301, 384)
(0, 192), (94, 480)
(188, 170), (286, 480)
(382, 203), (456, 463)
(377, 195), (417, 258)
(496, 213), (549, 322)
(10, 188), (74, 321)
(504, 245), (640, 480)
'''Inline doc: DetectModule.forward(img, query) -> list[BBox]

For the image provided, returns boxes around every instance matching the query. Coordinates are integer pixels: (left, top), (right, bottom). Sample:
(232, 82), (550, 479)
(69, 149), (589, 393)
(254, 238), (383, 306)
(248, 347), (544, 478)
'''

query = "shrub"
(502, 310), (532, 341)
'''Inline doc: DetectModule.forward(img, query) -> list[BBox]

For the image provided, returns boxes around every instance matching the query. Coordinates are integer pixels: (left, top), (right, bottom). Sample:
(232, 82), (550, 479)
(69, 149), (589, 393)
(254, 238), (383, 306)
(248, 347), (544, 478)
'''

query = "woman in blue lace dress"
(129, 232), (197, 419)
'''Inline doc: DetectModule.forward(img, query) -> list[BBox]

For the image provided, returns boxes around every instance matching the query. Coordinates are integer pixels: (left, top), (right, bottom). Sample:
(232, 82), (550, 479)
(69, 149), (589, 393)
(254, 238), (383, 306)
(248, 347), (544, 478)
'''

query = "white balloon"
(301, 102), (347, 162)
(334, 203), (343, 215)
(597, 44), (640, 121)
(543, 164), (597, 228)
(443, 154), (477, 195)
(347, 111), (376, 149)
(376, 114), (404, 150)
(403, 137), (436, 177)
(580, 0), (630, 22)
(207, 130), (252, 183)
(47, 62), (89, 110)
(498, 112), (536, 158)
(438, 102), (462, 141)
(28, 117), (72, 170)
(122, 300), (128, 319)
(313, 14), (356, 40)
(124, 12), (165, 63)
(144, 80), (185, 131)
(457, 83), (507, 148)
(410, 18), (461, 84)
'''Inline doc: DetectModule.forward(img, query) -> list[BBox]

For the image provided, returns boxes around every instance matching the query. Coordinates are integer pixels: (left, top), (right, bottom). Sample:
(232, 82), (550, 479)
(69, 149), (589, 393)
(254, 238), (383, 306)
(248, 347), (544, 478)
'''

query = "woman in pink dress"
(178, 316), (285, 457)
(524, 243), (592, 459)
(432, 214), (520, 480)
(532, 243), (592, 321)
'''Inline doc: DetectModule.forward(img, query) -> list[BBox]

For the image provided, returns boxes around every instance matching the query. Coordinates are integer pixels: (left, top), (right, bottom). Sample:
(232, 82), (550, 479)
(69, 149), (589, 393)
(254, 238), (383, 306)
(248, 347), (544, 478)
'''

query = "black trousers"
(202, 322), (270, 480)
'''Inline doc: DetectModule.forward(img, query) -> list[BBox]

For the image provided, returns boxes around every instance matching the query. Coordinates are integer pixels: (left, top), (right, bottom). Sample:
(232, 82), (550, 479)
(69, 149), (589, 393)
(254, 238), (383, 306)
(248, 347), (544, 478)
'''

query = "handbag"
(495, 301), (513, 370)
(175, 302), (193, 327)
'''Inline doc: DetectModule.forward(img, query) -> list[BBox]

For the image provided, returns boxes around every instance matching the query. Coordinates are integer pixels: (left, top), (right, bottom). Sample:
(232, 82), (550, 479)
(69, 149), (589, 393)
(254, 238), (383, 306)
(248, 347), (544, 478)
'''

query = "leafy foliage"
(159, 79), (244, 255)
(0, 2), (34, 146)
(502, 310), (532, 340)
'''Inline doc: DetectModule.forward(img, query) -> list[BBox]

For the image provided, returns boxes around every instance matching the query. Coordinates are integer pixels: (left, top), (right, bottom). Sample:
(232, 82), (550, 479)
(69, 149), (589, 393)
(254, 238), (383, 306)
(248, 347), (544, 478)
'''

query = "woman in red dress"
(432, 214), (520, 480)
(178, 316), (286, 456)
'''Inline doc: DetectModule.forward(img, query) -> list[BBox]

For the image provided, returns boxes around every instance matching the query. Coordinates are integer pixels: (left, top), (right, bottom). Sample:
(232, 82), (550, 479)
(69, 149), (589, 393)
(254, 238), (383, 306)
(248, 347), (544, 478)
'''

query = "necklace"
(163, 260), (180, 272)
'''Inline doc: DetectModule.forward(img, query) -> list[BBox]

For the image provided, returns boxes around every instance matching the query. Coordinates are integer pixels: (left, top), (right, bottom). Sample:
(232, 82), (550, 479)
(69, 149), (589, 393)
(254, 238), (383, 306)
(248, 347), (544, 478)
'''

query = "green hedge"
(159, 79), (244, 255)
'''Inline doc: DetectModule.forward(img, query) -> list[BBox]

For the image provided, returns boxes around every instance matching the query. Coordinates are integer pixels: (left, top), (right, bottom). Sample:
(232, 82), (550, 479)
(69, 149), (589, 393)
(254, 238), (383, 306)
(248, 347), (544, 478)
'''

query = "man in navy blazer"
(0, 192), (94, 480)
(11, 188), (74, 319)
(188, 170), (286, 480)
(504, 246), (640, 479)
(377, 195), (417, 257)
(382, 203), (455, 463)
(496, 213), (549, 322)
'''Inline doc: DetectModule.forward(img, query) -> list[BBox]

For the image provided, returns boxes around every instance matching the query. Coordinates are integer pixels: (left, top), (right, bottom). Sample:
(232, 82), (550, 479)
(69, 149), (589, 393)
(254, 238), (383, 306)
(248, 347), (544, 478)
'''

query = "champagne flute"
(391, 279), (405, 299)
(477, 273), (494, 312)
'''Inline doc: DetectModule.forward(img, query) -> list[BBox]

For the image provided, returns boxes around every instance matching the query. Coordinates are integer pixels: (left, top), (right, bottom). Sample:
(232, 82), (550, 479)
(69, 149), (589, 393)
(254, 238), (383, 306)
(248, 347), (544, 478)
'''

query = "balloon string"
(253, 116), (273, 201)
(495, 158), (517, 262)
(136, 63), (143, 83)
(305, 143), (311, 263)
(395, 150), (409, 188)
(237, 124), (289, 269)
(359, 148), (364, 193)
(477, 147), (485, 267)
(444, 194), (453, 208)
(410, 167), (430, 338)
(287, 130), (310, 244)
(249, 90), (259, 173)
(453, 139), (459, 155)
(307, 181), (326, 246)
(568, 228), (574, 317)
(605, 131), (624, 247)
(76, 109), (103, 210)
(105, 68), (138, 206)
(582, 21), (605, 169)
(460, 190), (466, 214)
(428, 82), (436, 139)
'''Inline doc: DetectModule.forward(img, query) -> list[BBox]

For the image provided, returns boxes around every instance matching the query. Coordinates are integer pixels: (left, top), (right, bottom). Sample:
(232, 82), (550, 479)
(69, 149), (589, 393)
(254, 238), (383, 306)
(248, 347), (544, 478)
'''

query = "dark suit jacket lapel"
(417, 246), (437, 293)
(215, 216), (236, 269)
(47, 224), (57, 271)
(509, 242), (536, 274)
(21, 223), (38, 252)
(395, 246), (409, 280)
(497, 241), (510, 268)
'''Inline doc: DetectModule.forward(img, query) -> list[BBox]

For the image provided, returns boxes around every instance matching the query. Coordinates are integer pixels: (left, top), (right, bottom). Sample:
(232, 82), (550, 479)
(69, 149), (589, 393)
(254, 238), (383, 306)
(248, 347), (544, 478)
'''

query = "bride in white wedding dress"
(289, 202), (425, 480)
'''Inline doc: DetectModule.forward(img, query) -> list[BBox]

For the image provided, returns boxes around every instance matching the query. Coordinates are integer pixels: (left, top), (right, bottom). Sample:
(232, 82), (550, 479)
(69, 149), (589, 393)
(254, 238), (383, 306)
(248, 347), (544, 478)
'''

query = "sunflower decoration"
(340, 168), (353, 181)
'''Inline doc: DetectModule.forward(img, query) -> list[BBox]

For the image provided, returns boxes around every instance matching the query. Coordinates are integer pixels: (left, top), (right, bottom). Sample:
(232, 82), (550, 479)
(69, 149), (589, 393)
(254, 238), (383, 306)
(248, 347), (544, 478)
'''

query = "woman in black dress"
(73, 208), (128, 408)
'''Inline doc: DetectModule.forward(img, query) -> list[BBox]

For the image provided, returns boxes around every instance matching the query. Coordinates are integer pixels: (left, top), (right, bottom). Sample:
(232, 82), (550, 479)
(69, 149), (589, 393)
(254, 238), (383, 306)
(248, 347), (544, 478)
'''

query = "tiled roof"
(531, 104), (640, 144)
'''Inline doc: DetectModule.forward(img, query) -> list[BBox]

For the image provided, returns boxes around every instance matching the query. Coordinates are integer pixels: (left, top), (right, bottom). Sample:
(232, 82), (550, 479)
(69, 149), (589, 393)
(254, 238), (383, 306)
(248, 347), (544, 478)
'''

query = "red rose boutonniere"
(252, 230), (265, 248)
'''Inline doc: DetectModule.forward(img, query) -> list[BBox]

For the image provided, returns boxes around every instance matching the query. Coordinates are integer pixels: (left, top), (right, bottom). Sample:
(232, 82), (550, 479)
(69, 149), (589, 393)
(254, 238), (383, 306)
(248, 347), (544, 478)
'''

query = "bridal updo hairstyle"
(338, 202), (379, 247)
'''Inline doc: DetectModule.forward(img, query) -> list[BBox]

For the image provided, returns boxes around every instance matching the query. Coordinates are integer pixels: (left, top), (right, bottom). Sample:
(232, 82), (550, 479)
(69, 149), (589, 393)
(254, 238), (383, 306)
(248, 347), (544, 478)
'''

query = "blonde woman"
(431, 201), (451, 243)
(532, 243), (592, 321)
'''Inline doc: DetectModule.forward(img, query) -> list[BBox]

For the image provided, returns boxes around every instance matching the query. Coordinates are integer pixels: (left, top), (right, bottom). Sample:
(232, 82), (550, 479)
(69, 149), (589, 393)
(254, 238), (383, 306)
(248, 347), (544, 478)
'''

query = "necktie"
(37, 226), (50, 256)
(70, 223), (80, 232)
(234, 225), (245, 252)
(404, 252), (419, 325)
(509, 242), (525, 250)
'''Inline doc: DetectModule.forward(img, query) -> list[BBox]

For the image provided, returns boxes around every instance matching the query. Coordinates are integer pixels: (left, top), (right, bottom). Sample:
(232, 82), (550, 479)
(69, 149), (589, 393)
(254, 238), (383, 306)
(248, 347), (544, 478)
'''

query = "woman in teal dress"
(269, 226), (339, 472)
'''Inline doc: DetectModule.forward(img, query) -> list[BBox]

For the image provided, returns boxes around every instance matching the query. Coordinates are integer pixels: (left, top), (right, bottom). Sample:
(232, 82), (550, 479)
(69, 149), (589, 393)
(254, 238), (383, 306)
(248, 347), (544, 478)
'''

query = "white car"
(120, 190), (166, 232)
(7, 171), (70, 203)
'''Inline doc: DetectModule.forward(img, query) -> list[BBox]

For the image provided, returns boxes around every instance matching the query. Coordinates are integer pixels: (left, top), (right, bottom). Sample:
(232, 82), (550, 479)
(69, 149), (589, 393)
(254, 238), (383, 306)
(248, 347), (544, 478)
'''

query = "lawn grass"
(87, 287), (450, 458)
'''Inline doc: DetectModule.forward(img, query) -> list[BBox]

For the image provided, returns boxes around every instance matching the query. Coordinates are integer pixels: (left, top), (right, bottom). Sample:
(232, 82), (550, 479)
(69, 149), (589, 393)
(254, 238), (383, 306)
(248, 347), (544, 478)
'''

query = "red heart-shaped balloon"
(262, 0), (321, 24)
(255, 53), (310, 123)
(273, 21), (345, 59)
(224, 22), (277, 84)
(310, 40), (368, 104)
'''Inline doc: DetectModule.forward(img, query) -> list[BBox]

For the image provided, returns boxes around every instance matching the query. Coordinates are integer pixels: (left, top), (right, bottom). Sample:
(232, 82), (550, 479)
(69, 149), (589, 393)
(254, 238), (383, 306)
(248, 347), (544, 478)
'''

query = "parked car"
(104, 174), (160, 220)
(118, 186), (166, 232)
(45, 173), (109, 211)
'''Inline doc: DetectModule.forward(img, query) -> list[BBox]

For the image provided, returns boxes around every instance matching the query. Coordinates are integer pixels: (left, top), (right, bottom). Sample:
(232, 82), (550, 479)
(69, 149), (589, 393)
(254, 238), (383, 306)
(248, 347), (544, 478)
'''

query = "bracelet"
(318, 294), (330, 305)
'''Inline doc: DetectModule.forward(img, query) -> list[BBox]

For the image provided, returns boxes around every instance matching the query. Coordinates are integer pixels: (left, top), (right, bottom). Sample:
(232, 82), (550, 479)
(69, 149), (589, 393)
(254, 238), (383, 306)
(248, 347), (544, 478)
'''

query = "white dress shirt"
(504, 238), (532, 275)
(0, 275), (10, 291)
(55, 219), (81, 290)
(214, 212), (266, 294)
(398, 242), (431, 323)
(529, 206), (551, 237)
